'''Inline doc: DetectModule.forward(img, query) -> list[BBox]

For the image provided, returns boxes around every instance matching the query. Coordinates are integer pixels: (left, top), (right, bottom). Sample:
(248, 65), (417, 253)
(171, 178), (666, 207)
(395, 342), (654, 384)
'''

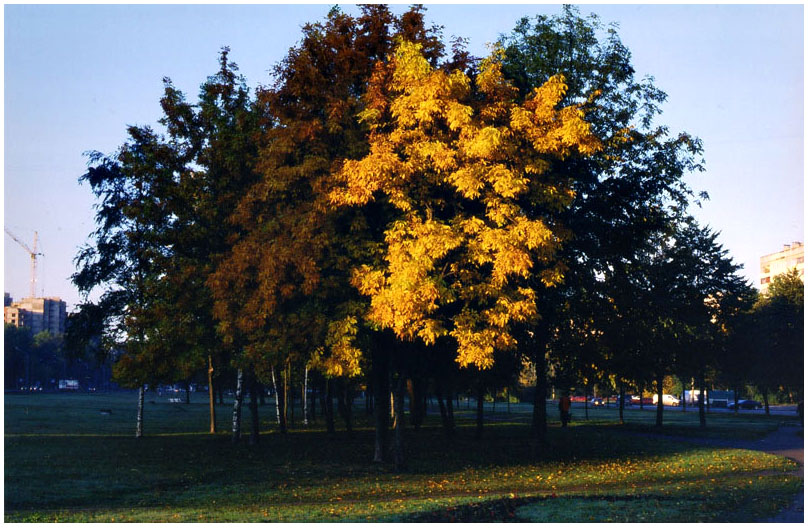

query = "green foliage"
(749, 269), (804, 399)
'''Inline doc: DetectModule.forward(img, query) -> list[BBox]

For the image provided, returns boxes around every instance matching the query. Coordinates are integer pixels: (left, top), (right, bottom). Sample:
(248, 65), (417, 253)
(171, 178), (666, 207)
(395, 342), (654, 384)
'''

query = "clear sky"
(4, 4), (804, 311)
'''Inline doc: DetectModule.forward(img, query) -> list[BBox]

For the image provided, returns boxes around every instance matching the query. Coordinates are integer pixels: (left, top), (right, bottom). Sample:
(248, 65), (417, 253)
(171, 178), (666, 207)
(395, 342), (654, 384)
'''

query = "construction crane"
(4, 228), (43, 299)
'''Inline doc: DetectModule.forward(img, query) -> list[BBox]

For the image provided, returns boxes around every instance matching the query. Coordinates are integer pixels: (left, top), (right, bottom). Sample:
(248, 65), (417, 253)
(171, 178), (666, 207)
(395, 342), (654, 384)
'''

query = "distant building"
(760, 242), (804, 293)
(4, 292), (11, 307)
(3, 297), (67, 335)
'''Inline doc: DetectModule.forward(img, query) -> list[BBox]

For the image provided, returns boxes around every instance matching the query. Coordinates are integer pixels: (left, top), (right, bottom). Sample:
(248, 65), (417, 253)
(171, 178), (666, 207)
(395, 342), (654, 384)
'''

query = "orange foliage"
(330, 41), (601, 368)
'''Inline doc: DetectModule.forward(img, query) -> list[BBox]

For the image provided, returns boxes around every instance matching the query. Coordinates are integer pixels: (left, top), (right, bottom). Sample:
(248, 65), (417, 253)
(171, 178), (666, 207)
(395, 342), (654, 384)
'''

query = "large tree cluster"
(71, 6), (794, 464)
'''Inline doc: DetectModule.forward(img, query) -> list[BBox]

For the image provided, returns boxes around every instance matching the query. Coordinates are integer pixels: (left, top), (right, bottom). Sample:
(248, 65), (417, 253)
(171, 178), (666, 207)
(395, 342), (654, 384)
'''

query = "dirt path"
(633, 424), (803, 522)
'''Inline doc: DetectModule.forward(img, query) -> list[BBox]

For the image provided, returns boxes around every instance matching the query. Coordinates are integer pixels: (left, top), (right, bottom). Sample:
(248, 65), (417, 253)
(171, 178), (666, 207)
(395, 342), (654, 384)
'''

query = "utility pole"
(4, 228), (43, 298)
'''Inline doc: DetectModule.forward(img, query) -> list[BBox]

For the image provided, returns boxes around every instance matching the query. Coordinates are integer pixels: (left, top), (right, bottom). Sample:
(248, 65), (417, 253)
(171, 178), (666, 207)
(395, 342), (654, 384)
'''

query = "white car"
(653, 394), (681, 406)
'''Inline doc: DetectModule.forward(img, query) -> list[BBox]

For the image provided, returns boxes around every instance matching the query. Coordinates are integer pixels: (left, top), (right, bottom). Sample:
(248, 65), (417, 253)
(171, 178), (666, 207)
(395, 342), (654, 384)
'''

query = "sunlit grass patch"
(4, 392), (801, 522)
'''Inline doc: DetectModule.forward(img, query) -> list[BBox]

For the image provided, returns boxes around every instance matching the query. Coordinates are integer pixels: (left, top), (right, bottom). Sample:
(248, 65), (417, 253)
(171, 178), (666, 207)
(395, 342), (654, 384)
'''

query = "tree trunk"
(271, 366), (287, 433)
(337, 380), (353, 435)
(324, 378), (335, 437)
(681, 383), (686, 412)
(302, 367), (309, 426)
(283, 364), (290, 427)
(136, 384), (145, 438)
(390, 390), (396, 428)
(639, 383), (644, 410)
(184, 381), (191, 404)
(446, 385), (455, 434)
(655, 373), (664, 427)
(584, 386), (590, 420)
(698, 374), (707, 428)
(618, 383), (625, 425)
(232, 368), (244, 443)
(410, 377), (425, 430)
(249, 374), (260, 445)
(531, 351), (547, 447)
(436, 379), (455, 437)
(372, 344), (390, 462)
(208, 355), (216, 434)
(763, 387), (770, 415)
(217, 384), (224, 405)
(476, 385), (485, 439)
(436, 386), (448, 424)
(733, 386), (740, 414)
(392, 374), (406, 472)
(506, 387), (511, 414)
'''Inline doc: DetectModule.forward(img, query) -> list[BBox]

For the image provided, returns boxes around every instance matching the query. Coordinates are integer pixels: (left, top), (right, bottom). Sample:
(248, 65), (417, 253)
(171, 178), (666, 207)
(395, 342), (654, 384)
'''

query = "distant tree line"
(4, 325), (113, 391)
(66, 5), (803, 468)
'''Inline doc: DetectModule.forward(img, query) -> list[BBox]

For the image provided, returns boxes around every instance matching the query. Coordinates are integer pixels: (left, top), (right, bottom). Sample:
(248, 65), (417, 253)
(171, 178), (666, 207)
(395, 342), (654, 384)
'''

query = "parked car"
(617, 395), (634, 406)
(728, 399), (762, 410)
(589, 398), (604, 407)
(653, 394), (681, 406)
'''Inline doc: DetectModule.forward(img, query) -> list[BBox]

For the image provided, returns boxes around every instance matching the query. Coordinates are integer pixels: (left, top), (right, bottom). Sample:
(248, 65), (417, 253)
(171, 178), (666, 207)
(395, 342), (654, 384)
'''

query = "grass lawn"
(4, 392), (801, 522)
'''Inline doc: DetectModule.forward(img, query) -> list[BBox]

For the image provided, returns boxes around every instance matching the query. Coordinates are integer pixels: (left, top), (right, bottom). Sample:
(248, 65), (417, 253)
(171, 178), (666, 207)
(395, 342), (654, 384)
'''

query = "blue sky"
(4, 4), (804, 310)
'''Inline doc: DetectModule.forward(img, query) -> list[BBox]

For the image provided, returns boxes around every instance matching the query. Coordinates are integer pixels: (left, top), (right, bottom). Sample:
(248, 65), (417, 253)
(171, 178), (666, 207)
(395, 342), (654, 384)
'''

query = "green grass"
(4, 392), (801, 522)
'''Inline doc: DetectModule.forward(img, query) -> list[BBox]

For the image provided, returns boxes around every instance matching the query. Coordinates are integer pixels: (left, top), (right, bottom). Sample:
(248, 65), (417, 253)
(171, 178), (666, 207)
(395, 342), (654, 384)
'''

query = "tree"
(749, 269), (804, 409)
(498, 6), (704, 443)
(73, 130), (178, 437)
(152, 48), (261, 438)
(330, 39), (599, 367)
(208, 5), (449, 462)
(328, 39), (600, 466)
(5, 324), (34, 389)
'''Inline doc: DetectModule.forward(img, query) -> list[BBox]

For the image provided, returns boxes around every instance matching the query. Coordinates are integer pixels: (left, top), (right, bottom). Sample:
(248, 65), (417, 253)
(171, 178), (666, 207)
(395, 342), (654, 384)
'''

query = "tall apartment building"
(759, 242), (804, 293)
(3, 296), (67, 335)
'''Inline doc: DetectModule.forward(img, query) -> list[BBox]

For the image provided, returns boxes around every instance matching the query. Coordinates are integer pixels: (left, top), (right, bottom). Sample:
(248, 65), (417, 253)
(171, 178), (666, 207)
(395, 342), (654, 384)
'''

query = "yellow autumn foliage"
(330, 40), (601, 368)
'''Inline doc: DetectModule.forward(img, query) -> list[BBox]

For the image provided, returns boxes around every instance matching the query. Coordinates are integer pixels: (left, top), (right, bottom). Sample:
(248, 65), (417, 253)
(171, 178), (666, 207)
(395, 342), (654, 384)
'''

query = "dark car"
(728, 399), (763, 410)
(589, 398), (605, 407)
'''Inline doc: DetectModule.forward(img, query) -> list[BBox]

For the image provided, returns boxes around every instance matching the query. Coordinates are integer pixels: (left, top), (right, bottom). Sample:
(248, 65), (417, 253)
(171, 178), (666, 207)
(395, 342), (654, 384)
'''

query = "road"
(575, 401), (799, 417)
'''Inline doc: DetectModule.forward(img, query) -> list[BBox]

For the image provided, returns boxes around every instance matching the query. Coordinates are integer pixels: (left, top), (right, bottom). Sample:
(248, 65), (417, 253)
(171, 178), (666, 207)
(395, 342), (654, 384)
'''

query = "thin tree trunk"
(507, 387), (511, 413)
(532, 351), (548, 447)
(373, 344), (390, 462)
(393, 375), (406, 472)
(618, 383), (625, 425)
(283, 363), (289, 427)
(655, 373), (664, 427)
(476, 385), (485, 439)
(763, 387), (770, 415)
(208, 355), (216, 434)
(325, 378), (335, 437)
(232, 368), (244, 443)
(698, 373), (707, 428)
(584, 386), (590, 420)
(639, 383), (644, 410)
(136, 385), (145, 438)
(390, 390), (396, 427)
(337, 380), (353, 434)
(446, 385), (455, 434)
(271, 366), (280, 423)
(302, 367), (309, 426)
(733, 386), (740, 414)
(681, 381), (687, 412)
(249, 374), (259, 445)
(184, 381), (191, 404)
(271, 366), (286, 433)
